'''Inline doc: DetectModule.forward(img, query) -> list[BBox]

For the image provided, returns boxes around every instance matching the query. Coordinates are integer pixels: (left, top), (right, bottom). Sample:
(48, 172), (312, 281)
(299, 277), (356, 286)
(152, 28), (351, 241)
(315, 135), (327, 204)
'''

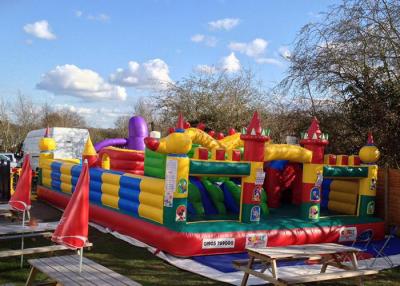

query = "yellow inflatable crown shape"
(359, 132), (380, 163)
(359, 145), (380, 163)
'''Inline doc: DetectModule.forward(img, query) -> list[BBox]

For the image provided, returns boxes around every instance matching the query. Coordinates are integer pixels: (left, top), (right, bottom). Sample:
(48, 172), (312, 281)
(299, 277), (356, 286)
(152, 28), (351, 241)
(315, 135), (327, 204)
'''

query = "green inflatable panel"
(261, 188), (269, 217)
(224, 180), (241, 204)
(188, 182), (204, 215)
(201, 178), (226, 214)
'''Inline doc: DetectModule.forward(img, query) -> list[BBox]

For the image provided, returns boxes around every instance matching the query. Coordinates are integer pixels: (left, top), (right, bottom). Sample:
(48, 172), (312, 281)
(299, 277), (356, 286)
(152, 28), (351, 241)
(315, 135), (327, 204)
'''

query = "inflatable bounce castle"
(37, 112), (384, 256)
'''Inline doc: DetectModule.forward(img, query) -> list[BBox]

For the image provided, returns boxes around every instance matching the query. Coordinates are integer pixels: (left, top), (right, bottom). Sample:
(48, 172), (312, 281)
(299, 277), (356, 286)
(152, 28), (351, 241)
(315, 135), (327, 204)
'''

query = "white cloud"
(220, 52), (241, 73)
(87, 13), (110, 22)
(208, 18), (240, 31)
(228, 38), (268, 58)
(75, 10), (110, 22)
(191, 34), (205, 42)
(75, 10), (83, 17)
(110, 59), (172, 90)
(37, 64), (127, 101)
(195, 64), (217, 74)
(23, 20), (56, 40)
(195, 53), (241, 74)
(278, 46), (291, 59)
(190, 34), (217, 47)
(255, 57), (283, 66)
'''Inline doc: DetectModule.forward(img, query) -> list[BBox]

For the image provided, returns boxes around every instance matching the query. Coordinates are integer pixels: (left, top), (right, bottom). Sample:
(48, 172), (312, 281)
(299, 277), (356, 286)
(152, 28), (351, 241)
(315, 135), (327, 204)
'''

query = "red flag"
(9, 155), (32, 212)
(52, 162), (90, 249)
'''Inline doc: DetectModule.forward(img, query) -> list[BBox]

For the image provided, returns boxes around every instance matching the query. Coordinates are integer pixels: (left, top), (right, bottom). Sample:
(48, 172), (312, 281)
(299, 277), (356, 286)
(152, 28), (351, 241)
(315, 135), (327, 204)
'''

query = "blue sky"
(0, 0), (338, 128)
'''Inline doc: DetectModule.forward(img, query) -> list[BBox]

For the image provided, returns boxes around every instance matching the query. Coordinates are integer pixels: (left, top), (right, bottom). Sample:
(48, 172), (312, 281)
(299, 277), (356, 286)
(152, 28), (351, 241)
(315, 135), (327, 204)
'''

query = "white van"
(23, 127), (89, 170)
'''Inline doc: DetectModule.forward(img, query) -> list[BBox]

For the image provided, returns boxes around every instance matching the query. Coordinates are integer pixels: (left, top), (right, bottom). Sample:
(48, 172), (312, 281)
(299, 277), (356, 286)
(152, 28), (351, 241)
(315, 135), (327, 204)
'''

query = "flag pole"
(20, 210), (25, 268)
(79, 247), (83, 273)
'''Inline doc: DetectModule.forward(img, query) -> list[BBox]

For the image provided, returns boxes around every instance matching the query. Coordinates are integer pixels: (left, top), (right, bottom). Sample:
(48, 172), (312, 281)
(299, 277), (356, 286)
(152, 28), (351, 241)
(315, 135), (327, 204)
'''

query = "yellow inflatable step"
(329, 191), (357, 203)
(328, 201), (356, 215)
(330, 180), (359, 194)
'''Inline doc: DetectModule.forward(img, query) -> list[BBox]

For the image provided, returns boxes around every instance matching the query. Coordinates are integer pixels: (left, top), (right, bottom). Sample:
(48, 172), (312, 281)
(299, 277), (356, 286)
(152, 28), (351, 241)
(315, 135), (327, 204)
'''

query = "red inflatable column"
(264, 167), (281, 208)
(240, 112), (269, 223)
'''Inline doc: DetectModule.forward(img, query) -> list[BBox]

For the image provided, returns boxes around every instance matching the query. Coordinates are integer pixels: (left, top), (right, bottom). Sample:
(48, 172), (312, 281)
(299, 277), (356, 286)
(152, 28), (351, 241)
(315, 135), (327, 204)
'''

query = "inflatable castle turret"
(39, 127), (56, 164)
(299, 118), (328, 220)
(300, 117), (328, 164)
(82, 136), (98, 167)
(240, 112), (270, 223)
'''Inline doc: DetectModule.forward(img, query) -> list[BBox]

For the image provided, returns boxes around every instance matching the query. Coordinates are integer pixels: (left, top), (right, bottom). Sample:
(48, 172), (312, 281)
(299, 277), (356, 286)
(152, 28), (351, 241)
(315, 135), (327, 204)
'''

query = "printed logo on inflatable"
(202, 238), (235, 249)
(338, 226), (357, 242)
(177, 178), (188, 194)
(310, 187), (320, 202)
(367, 201), (375, 215)
(245, 233), (268, 248)
(252, 185), (262, 202)
(250, 206), (261, 222)
(175, 205), (186, 222)
(309, 205), (319, 220)
(370, 179), (377, 191)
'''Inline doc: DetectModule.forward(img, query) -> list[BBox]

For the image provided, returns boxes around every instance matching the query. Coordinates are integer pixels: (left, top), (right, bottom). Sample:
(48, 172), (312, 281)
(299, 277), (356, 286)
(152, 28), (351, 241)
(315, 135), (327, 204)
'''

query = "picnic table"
(233, 243), (378, 286)
(0, 203), (11, 218)
(0, 222), (92, 265)
(0, 221), (58, 237)
(26, 255), (141, 286)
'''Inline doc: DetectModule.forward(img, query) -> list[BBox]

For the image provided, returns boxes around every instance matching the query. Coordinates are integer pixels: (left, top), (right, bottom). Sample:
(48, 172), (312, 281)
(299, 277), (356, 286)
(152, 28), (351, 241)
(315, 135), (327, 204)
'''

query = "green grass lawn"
(1, 201), (400, 285)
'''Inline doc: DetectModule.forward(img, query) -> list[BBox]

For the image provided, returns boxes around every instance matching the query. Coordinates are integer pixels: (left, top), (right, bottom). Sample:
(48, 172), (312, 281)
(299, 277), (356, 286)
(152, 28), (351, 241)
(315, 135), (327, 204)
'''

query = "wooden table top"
(28, 255), (141, 286)
(0, 204), (10, 211)
(246, 243), (360, 259)
(0, 221), (58, 235)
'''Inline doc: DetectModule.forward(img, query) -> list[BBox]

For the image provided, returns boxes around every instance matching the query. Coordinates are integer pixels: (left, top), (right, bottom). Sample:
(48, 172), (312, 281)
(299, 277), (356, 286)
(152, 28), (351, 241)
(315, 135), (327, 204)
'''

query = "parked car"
(0, 153), (18, 168)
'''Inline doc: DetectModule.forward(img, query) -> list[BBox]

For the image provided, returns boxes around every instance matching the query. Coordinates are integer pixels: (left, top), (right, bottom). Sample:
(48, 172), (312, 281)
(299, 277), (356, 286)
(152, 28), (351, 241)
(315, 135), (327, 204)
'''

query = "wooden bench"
(0, 242), (92, 258)
(26, 255), (141, 286)
(0, 222), (58, 236)
(234, 243), (380, 286)
(281, 270), (378, 284)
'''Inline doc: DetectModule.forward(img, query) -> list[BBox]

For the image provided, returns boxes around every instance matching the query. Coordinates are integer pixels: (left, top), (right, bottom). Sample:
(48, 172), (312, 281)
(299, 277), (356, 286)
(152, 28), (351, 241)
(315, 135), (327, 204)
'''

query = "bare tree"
(41, 107), (86, 128)
(152, 69), (268, 133)
(11, 92), (41, 147)
(279, 0), (400, 166)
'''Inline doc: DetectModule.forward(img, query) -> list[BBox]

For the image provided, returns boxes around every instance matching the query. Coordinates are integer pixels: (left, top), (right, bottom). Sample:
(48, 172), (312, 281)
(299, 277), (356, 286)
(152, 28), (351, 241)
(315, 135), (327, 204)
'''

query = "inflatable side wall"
(40, 159), (164, 224)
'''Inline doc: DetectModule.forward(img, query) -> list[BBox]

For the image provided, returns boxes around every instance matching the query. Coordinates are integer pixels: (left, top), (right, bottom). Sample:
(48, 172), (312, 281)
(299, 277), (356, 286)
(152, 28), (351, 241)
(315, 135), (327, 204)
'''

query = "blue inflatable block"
(267, 160), (288, 171)
(119, 199), (139, 215)
(89, 180), (102, 193)
(50, 162), (62, 191)
(71, 165), (82, 177)
(71, 175), (79, 187)
(104, 169), (125, 176)
(120, 175), (141, 189)
(119, 187), (140, 202)
(89, 190), (102, 204)
(50, 172), (61, 181)
(190, 177), (218, 215)
(321, 179), (332, 208)
(221, 183), (240, 214)
(89, 168), (104, 181)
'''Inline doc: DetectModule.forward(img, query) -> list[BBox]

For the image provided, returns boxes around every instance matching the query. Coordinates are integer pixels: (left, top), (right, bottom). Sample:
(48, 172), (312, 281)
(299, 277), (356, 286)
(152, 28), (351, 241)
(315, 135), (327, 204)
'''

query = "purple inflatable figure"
(127, 116), (148, 150)
(94, 116), (149, 152)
